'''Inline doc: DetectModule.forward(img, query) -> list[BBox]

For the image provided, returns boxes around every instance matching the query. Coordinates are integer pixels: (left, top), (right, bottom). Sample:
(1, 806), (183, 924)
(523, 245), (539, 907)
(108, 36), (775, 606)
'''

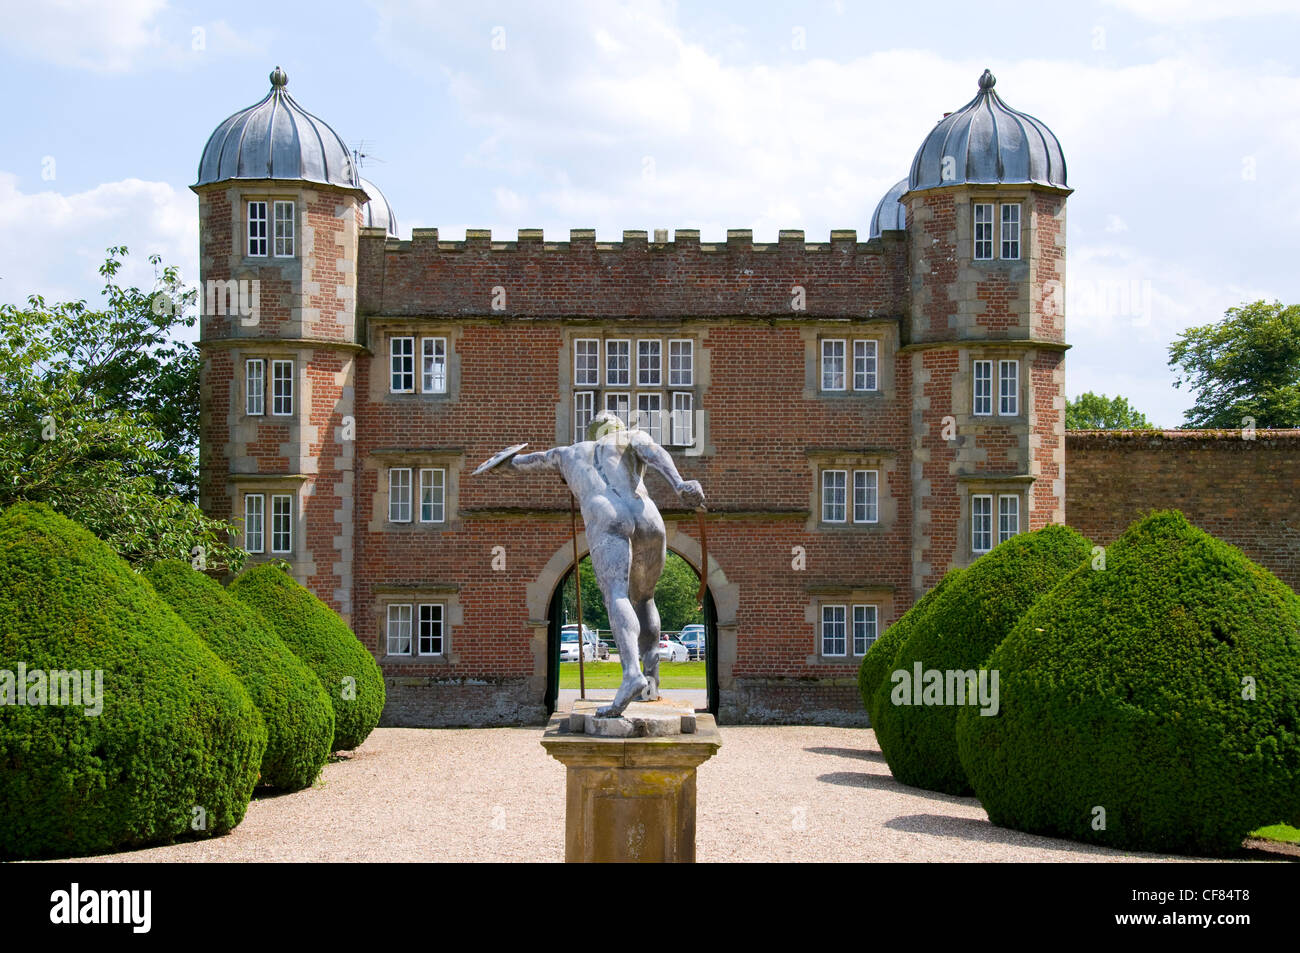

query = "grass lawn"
(559, 661), (706, 690)
(1251, 824), (1300, 843)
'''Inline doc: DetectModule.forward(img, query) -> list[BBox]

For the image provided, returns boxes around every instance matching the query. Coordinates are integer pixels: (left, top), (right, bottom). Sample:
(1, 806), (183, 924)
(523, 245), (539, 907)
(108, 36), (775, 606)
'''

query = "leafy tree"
(1169, 300), (1300, 429)
(0, 247), (243, 569)
(1065, 392), (1155, 430)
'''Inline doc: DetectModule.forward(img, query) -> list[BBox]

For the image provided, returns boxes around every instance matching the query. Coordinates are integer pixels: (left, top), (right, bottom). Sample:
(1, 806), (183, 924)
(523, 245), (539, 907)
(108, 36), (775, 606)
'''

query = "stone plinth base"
(541, 710), (721, 863)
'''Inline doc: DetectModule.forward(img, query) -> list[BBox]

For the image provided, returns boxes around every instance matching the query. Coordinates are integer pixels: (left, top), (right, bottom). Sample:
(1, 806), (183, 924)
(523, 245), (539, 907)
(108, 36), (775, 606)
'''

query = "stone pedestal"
(541, 701), (721, 863)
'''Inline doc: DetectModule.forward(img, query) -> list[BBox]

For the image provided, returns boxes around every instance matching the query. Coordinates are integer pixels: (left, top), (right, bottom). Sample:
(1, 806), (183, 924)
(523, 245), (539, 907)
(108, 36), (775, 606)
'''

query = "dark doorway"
(543, 552), (718, 716)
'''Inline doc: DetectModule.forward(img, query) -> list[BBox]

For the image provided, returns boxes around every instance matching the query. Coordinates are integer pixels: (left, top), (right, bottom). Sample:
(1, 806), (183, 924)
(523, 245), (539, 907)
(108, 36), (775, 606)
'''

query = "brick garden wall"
(1066, 430), (1300, 593)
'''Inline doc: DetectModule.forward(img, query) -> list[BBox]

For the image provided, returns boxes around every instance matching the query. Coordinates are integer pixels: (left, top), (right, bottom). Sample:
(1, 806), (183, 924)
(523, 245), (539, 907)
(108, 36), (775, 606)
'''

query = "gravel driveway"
(63, 724), (1207, 863)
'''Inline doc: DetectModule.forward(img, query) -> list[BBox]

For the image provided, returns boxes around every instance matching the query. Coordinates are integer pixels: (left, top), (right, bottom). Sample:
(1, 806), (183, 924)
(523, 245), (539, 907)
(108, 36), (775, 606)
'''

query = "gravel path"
(65, 725), (1207, 863)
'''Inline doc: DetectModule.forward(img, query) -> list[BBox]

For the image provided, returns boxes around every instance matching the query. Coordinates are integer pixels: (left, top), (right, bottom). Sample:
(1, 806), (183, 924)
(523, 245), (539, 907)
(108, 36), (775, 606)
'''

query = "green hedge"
(0, 503), (265, 860)
(956, 511), (1300, 856)
(873, 525), (1092, 795)
(144, 560), (334, 791)
(859, 569), (963, 727)
(229, 564), (385, 751)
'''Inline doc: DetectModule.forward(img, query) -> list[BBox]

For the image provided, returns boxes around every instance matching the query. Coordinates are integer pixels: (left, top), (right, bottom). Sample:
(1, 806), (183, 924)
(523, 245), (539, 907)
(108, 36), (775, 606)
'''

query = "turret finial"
(978, 69), (996, 91)
(270, 66), (288, 89)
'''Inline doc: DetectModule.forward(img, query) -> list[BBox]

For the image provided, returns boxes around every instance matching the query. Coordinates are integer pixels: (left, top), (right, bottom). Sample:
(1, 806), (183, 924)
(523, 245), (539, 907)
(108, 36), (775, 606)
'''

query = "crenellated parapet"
(356, 226), (909, 320)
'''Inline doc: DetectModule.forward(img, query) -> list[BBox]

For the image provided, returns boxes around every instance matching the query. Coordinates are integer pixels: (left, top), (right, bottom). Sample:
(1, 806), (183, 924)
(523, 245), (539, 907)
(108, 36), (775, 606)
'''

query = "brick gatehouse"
(195, 66), (1071, 726)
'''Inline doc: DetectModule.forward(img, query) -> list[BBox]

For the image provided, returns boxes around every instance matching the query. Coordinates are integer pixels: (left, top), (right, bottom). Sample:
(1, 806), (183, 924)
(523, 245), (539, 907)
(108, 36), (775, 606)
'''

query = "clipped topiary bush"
(229, 563), (385, 752)
(956, 511), (1300, 857)
(0, 503), (266, 860)
(144, 560), (335, 791)
(874, 524), (1092, 795)
(859, 568), (963, 727)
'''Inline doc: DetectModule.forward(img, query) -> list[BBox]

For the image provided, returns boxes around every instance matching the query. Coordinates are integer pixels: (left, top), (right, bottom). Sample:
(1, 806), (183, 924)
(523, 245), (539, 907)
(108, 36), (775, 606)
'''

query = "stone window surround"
(956, 475), (1033, 564)
(963, 349), (1025, 422)
(373, 585), (463, 666)
(804, 586), (895, 665)
(804, 449), (898, 533)
(367, 321), (462, 405)
(803, 321), (896, 402)
(240, 192), (299, 263)
(959, 187), (1030, 268)
(366, 449), (464, 534)
(560, 327), (704, 453)
(227, 474), (310, 562)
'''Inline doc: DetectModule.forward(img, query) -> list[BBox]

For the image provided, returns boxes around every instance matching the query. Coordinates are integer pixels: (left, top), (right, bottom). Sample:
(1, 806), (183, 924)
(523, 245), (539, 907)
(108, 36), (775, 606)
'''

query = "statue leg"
(635, 598), (662, 701)
(588, 532), (647, 718)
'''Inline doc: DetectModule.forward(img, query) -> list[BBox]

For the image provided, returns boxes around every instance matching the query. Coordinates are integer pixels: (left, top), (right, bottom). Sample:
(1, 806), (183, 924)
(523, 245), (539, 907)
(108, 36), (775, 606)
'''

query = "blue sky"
(1, 0), (1297, 426)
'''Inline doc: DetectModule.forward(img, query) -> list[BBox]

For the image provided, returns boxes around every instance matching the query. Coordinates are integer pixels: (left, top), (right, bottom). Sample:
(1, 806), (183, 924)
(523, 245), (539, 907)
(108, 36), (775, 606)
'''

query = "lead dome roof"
(196, 67), (359, 190)
(908, 70), (1067, 193)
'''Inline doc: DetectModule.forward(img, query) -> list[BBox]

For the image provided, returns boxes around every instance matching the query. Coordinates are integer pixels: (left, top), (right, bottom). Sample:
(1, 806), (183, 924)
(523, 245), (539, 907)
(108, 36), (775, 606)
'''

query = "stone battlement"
(360, 226), (899, 254)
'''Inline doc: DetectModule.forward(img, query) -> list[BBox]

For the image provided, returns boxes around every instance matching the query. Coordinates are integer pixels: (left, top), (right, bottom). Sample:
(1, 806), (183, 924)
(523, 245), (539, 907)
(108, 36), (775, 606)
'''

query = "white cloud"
(0, 0), (264, 71)
(0, 172), (196, 307)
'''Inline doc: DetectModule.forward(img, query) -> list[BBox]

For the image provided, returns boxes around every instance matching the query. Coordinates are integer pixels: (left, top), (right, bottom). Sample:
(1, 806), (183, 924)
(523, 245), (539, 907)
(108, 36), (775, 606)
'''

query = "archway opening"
(544, 550), (719, 716)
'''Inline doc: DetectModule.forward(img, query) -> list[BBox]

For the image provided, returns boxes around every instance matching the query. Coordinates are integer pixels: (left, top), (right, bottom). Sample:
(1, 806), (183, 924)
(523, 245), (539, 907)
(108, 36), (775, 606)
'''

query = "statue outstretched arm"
(509, 447), (566, 473)
(628, 430), (705, 508)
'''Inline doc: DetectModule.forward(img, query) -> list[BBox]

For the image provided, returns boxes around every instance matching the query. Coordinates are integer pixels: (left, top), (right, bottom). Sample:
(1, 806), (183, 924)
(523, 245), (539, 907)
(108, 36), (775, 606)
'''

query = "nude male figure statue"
(475, 410), (705, 718)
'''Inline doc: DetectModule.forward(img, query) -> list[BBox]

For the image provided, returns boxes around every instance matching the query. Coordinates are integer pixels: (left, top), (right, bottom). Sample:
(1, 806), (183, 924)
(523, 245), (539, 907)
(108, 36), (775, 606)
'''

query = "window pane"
(669, 340), (693, 387)
(974, 203), (993, 260)
(999, 360), (1018, 416)
(389, 468), (412, 522)
(821, 340), (846, 391)
(854, 470), (878, 523)
(972, 495), (992, 553)
(1001, 203), (1020, 260)
(604, 391), (630, 427)
(853, 340), (877, 391)
(387, 604), (413, 655)
(271, 494), (292, 553)
(606, 339), (631, 387)
(246, 359), (264, 416)
(391, 337), (414, 392)
(973, 360), (992, 416)
(574, 391), (595, 443)
(670, 391), (693, 447)
(244, 494), (264, 553)
(247, 201), (267, 257)
(272, 360), (293, 415)
(422, 337), (447, 393)
(418, 604), (443, 655)
(637, 340), (661, 386)
(822, 470), (847, 522)
(420, 468), (445, 523)
(636, 393), (661, 443)
(821, 605), (847, 656)
(575, 339), (600, 387)
(999, 495), (1020, 543)
(853, 605), (878, 655)
(273, 201), (294, 257)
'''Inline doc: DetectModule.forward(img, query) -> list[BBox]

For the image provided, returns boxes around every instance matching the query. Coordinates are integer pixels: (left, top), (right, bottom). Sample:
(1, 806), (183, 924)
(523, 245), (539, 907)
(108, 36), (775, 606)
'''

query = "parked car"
(652, 633), (689, 663)
(560, 624), (603, 661)
(678, 624), (706, 660)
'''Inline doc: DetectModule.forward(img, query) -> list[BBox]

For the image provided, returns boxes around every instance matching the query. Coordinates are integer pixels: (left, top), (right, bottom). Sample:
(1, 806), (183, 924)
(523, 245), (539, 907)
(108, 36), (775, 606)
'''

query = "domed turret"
(908, 70), (1067, 193)
(360, 177), (399, 237)
(869, 178), (908, 239)
(196, 67), (358, 189)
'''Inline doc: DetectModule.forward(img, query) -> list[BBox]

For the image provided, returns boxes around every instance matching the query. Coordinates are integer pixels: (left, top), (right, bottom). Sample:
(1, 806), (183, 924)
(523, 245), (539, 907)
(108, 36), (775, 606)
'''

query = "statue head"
(587, 410), (626, 442)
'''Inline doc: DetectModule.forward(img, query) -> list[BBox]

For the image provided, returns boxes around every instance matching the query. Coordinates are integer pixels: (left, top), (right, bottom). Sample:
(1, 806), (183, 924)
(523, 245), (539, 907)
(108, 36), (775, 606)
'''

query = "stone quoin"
(194, 65), (1074, 727)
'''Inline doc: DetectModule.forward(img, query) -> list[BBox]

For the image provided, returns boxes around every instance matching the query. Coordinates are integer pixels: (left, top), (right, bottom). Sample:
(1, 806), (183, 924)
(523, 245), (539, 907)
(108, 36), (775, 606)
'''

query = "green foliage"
(144, 560), (335, 791)
(229, 564), (386, 752)
(873, 525), (1092, 795)
(561, 552), (703, 634)
(858, 569), (963, 726)
(1065, 392), (1155, 430)
(1169, 300), (1300, 429)
(0, 247), (243, 570)
(956, 511), (1300, 857)
(0, 503), (265, 860)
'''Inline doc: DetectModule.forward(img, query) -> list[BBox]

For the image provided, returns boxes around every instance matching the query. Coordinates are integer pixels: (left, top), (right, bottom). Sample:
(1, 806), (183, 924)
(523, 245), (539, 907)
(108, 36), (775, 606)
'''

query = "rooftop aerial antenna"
(351, 140), (386, 172)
